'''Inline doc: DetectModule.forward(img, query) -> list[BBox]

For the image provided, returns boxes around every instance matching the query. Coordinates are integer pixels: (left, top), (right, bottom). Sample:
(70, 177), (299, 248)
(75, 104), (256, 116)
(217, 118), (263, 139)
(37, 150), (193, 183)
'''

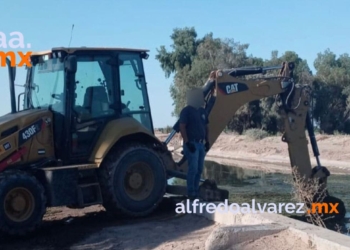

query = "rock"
(205, 224), (287, 250)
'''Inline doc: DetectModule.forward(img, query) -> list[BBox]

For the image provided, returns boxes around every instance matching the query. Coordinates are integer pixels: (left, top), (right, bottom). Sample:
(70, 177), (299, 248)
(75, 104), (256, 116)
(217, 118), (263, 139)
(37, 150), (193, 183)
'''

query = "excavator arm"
(165, 62), (346, 220)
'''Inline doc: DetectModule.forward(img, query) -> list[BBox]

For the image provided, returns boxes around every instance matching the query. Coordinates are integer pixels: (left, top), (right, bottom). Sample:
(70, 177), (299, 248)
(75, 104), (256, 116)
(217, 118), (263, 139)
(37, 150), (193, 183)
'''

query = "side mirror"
(65, 55), (77, 73)
(141, 52), (149, 60)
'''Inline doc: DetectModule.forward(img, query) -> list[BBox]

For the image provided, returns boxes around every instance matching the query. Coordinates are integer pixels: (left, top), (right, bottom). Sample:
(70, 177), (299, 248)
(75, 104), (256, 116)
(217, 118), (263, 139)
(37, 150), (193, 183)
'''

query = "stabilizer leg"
(166, 170), (228, 202)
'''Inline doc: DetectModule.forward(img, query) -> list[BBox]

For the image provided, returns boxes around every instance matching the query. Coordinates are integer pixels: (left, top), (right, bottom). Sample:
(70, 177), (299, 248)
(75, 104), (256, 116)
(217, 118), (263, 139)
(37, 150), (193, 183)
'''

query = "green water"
(204, 160), (350, 211)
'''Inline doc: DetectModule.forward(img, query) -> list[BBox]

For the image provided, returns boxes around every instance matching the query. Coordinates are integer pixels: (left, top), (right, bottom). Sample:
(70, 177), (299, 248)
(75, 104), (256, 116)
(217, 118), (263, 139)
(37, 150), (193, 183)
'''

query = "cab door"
(118, 53), (154, 132)
(70, 55), (118, 161)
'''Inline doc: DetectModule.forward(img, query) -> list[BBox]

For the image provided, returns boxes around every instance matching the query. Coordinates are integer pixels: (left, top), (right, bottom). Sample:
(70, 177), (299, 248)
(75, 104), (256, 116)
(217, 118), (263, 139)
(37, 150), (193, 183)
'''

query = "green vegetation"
(158, 125), (173, 134)
(156, 27), (350, 135)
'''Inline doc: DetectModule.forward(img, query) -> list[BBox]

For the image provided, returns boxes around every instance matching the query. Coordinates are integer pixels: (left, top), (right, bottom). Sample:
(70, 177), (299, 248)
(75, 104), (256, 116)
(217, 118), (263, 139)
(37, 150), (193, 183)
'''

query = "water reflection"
(173, 161), (293, 185)
(202, 161), (264, 187)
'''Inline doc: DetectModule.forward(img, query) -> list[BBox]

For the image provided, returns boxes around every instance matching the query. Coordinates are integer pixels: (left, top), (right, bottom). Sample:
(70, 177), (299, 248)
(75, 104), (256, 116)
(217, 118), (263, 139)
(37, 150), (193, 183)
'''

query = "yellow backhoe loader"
(0, 47), (345, 236)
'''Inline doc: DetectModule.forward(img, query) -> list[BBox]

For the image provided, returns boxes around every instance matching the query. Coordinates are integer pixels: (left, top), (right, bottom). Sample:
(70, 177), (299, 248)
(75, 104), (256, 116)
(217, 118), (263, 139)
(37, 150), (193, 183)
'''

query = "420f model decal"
(218, 82), (248, 95)
(18, 119), (43, 145)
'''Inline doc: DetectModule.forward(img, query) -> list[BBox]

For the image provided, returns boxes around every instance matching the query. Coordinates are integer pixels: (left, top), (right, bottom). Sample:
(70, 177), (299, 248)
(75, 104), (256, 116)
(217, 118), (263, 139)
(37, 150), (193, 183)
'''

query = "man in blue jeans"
(179, 88), (210, 200)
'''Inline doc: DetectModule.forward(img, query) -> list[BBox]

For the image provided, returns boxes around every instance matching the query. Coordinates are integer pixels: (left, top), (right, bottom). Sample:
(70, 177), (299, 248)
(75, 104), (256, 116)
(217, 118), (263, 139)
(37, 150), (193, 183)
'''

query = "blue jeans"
(184, 142), (205, 197)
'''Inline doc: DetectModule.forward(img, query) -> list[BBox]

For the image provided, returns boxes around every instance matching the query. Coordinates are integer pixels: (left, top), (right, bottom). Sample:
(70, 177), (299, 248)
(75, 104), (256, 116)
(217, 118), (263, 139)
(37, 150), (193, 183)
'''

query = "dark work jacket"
(179, 105), (209, 141)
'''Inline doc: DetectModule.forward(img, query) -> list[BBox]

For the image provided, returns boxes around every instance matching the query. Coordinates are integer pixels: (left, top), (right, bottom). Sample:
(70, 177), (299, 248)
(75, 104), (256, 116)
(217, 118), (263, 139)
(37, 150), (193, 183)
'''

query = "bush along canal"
(171, 160), (350, 235)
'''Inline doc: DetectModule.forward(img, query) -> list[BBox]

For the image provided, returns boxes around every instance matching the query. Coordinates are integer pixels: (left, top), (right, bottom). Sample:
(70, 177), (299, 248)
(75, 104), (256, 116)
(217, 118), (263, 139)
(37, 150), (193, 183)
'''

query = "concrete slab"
(192, 201), (350, 250)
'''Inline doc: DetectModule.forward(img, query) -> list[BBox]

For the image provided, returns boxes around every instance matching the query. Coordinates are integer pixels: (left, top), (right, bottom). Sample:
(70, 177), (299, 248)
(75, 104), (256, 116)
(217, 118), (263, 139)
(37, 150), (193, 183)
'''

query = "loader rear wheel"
(98, 143), (167, 217)
(0, 171), (46, 235)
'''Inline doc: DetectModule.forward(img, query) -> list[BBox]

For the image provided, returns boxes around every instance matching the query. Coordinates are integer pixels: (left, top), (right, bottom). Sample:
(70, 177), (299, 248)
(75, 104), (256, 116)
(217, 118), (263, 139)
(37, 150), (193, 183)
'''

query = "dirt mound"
(233, 229), (316, 250)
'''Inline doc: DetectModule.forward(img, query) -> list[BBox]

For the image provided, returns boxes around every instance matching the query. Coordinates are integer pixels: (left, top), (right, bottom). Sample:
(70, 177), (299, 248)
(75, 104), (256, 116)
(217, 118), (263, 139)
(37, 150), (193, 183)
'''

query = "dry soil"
(158, 132), (350, 174)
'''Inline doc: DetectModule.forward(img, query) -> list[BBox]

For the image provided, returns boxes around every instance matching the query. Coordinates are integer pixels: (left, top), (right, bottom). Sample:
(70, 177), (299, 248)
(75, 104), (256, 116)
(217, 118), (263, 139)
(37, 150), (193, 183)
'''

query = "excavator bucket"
(199, 179), (229, 201)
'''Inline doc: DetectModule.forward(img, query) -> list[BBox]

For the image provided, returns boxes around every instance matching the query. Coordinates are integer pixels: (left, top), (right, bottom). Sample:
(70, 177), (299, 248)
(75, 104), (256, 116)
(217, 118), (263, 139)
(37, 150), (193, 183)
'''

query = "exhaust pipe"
(6, 58), (17, 113)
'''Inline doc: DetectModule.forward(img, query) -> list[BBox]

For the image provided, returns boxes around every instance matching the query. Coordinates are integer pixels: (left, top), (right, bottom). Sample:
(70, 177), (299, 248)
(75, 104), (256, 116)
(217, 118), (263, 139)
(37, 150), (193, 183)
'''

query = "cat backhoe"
(0, 47), (345, 236)
(165, 61), (346, 220)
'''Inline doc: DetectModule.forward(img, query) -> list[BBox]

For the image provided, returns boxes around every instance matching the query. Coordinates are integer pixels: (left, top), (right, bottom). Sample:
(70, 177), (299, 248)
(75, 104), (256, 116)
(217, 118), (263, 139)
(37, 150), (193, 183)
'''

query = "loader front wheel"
(0, 171), (46, 235)
(99, 144), (167, 217)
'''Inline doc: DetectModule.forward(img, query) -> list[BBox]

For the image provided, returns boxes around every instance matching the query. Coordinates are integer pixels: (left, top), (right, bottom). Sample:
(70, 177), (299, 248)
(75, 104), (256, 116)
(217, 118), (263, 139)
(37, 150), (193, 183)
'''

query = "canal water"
(171, 160), (350, 234)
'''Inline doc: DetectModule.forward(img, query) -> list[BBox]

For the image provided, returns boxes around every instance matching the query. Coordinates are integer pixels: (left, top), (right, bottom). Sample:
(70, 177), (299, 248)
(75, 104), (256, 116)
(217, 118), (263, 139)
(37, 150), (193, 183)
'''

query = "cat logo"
(226, 83), (239, 94)
(218, 82), (248, 95)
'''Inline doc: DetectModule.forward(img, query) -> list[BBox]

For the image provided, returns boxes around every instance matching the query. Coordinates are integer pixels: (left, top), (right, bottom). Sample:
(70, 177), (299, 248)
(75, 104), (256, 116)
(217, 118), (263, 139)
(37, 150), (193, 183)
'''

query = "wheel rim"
(4, 187), (35, 222)
(124, 162), (155, 201)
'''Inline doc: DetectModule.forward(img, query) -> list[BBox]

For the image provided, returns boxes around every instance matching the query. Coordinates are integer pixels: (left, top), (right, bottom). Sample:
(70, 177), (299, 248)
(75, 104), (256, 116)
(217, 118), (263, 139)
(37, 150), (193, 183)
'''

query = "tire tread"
(98, 143), (166, 217)
(0, 170), (46, 236)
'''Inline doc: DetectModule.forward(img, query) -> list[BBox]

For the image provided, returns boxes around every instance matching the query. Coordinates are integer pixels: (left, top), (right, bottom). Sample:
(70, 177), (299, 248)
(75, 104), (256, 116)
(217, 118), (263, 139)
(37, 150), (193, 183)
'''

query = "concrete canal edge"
(191, 202), (350, 250)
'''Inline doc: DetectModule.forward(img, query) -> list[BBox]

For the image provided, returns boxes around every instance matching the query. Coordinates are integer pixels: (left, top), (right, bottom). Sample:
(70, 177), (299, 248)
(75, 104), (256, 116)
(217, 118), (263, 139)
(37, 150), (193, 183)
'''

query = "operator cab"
(20, 47), (153, 163)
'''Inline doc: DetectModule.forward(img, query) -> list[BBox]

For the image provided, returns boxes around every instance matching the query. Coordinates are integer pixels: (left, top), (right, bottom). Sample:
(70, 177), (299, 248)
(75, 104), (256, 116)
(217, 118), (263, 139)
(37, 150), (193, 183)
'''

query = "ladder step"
(77, 183), (102, 207)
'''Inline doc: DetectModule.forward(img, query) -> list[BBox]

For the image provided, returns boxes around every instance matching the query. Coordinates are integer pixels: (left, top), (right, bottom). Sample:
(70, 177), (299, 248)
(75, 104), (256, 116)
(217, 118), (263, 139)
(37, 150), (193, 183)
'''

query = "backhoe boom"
(165, 61), (346, 220)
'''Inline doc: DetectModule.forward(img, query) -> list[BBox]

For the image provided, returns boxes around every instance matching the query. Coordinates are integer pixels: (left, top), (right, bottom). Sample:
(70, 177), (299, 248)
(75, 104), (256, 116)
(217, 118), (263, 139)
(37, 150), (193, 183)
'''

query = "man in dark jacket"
(179, 88), (210, 200)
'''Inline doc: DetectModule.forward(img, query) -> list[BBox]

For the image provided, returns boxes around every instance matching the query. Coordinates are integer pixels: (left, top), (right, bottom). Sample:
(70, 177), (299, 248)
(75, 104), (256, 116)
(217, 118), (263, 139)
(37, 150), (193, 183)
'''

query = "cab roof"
(30, 47), (150, 56)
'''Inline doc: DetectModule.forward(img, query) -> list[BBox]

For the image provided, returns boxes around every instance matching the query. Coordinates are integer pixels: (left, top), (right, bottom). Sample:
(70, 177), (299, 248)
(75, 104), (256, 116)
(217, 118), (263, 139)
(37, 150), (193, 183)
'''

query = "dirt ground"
(0, 199), (218, 250)
(70, 213), (217, 250)
(0, 200), (317, 250)
(232, 229), (316, 250)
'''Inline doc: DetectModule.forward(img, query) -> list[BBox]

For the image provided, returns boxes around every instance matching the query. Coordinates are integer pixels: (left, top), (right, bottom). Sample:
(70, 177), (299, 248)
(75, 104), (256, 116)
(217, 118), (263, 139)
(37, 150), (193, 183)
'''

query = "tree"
(156, 27), (350, 135)
(156, 27), (262, 119)
(156, 27), (200, 116)
(312, 49), (350, 133)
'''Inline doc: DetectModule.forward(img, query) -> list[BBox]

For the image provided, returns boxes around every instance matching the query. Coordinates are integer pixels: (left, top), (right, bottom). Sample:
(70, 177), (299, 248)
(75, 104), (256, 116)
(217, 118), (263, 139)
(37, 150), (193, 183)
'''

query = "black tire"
(0, 170), (46, 236)
(98, 143), (167, 216)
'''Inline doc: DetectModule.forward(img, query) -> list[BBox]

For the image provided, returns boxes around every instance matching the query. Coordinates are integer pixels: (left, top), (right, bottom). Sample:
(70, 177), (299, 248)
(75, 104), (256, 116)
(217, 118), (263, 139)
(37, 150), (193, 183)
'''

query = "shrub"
(159, 125), (173, 134)
(243, 128), (270, 140)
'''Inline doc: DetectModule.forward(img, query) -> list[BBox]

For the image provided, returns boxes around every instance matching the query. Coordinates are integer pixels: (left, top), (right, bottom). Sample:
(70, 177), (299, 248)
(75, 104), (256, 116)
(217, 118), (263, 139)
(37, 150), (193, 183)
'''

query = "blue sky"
(0, 0), (349, 128)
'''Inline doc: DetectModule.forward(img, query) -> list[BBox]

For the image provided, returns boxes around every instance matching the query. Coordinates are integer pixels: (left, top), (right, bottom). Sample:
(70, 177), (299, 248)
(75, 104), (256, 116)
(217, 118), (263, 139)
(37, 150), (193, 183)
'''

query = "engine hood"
(0, 109), (52, 137)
